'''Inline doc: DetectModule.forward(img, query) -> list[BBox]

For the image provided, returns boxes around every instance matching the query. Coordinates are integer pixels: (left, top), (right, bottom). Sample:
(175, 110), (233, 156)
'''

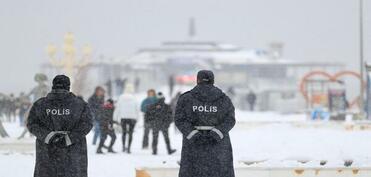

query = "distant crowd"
(0, 92), (32, 138)
(0, 92), (32, 126)
(88, 85), (180, 155)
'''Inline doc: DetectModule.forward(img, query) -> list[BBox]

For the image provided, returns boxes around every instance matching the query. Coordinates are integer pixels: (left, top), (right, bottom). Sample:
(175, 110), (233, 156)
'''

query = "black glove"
(200, 131), (215, 145)
(51, 133), (67, 148)
(188, 130), (215, 145)
(190, 131), (216, 145)
(187, 130), (201, 144)
(208, 129), (223, 143)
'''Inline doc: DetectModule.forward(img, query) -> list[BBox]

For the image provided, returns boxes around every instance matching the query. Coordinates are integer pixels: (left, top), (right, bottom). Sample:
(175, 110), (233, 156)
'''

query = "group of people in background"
(0, 92), (33, 138)
(88, 85), (178, 155)
(0, 92), (32, 126)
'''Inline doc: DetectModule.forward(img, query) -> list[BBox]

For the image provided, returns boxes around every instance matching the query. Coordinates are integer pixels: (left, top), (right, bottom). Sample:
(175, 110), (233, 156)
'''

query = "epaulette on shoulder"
(76, 96), (84, 101)
(78, 97), (89, 105)
(179, 91), (191, 98)
(33, 97), (46, 105)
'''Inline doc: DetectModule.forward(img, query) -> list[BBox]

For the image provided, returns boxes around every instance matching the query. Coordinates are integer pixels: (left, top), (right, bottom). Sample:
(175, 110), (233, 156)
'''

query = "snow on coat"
(88, 94), (104, 121)
(140, 96), (157, 113)
(100, 103), (115, 133)
(113, 93), (139, 121)
(27, 89), (93, 177)
(146, 99), (173, 130)
(175, 84), (235, 177)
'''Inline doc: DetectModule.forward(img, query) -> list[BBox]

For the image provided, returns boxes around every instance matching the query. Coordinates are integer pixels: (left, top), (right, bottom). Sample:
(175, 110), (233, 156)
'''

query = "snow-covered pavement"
(1, 112), (371, 177)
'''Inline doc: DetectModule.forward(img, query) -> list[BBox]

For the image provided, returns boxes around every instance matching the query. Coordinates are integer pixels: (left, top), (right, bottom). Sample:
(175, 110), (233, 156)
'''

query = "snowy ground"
(1, 111), (371, 177)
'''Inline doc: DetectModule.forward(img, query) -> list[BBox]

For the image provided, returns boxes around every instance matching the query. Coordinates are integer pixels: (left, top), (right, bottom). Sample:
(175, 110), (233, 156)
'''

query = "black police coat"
(175, 84), (235, 177)
(27, 89), (93, 177)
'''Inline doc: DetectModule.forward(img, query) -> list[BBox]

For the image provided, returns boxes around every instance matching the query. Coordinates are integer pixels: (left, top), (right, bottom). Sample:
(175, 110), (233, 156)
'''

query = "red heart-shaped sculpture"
(300, 71), (365, 108)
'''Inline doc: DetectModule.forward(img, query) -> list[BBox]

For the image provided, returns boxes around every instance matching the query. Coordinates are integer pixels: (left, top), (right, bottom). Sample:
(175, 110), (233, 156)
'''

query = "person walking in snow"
(169, 74), (175, 97)
(146, 92), (176, 155)
(246, 91), (257, 111)
(96, 99), (117, 154)
(114, 84), (139, 153)
(140, 89), (158, 149)
(175, 70), (236, 177)
(27, 75), (93, 177)
(88, 86), (105, 145)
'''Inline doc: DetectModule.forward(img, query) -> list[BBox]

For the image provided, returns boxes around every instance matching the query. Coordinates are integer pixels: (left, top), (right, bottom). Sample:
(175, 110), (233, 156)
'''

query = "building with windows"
(117, 41), (344, 112)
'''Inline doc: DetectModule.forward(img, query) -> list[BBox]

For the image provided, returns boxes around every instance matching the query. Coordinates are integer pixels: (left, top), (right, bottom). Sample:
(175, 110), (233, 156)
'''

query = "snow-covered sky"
(0, 0), (370, 94)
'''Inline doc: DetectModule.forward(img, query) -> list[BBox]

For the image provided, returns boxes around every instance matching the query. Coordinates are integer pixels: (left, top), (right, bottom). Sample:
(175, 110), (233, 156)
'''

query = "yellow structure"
(46, 32), (92, 92)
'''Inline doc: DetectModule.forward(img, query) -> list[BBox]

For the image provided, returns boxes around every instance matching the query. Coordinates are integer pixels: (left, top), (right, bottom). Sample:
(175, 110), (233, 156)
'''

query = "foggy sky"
(0, 0), (370, 94)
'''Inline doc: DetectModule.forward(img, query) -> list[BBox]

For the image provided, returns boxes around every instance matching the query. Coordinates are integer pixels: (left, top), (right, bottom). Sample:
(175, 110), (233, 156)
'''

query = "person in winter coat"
(27, 75), (93, 177)
(114, 84), (139, 153)
(96, 99), (117, 154)
(88, 86), (105, 145)
(246, 91), (257, 111)
(175, 70), (236, 177)
(146, 92), (176, 155)
(140, 89), (157, 149)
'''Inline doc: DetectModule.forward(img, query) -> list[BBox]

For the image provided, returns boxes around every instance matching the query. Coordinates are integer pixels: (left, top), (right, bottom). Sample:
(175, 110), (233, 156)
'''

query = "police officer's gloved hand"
(208, 128), (224, 143)
(199, 131), (216, 145)
(187, 130), (201, 144)
(51, 133), (67, 148)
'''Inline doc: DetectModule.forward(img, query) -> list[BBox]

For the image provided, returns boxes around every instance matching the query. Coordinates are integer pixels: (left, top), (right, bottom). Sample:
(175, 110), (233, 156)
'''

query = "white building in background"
(116, 40), (343, 113)
(41, 40), (343, 112)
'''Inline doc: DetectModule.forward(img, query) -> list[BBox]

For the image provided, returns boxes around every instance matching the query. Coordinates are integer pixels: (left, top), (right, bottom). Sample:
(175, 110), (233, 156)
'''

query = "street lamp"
(46, 32), (91, 94)
(359, 0), (365, 116)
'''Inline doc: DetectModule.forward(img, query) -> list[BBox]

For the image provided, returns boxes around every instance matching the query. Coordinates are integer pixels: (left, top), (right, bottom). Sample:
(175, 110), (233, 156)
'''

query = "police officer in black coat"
(175, 70), (236, 177)
(146, 92), (176, 155)
(27, 75), (93, 177)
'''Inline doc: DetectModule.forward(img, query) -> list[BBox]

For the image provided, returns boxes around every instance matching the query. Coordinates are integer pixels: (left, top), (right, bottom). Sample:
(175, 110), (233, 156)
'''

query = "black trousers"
(98, 129), (116, 150)
(152, 128), (172, 154)
(142, 122), (151, 148)
(121, 119), (137, 151)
